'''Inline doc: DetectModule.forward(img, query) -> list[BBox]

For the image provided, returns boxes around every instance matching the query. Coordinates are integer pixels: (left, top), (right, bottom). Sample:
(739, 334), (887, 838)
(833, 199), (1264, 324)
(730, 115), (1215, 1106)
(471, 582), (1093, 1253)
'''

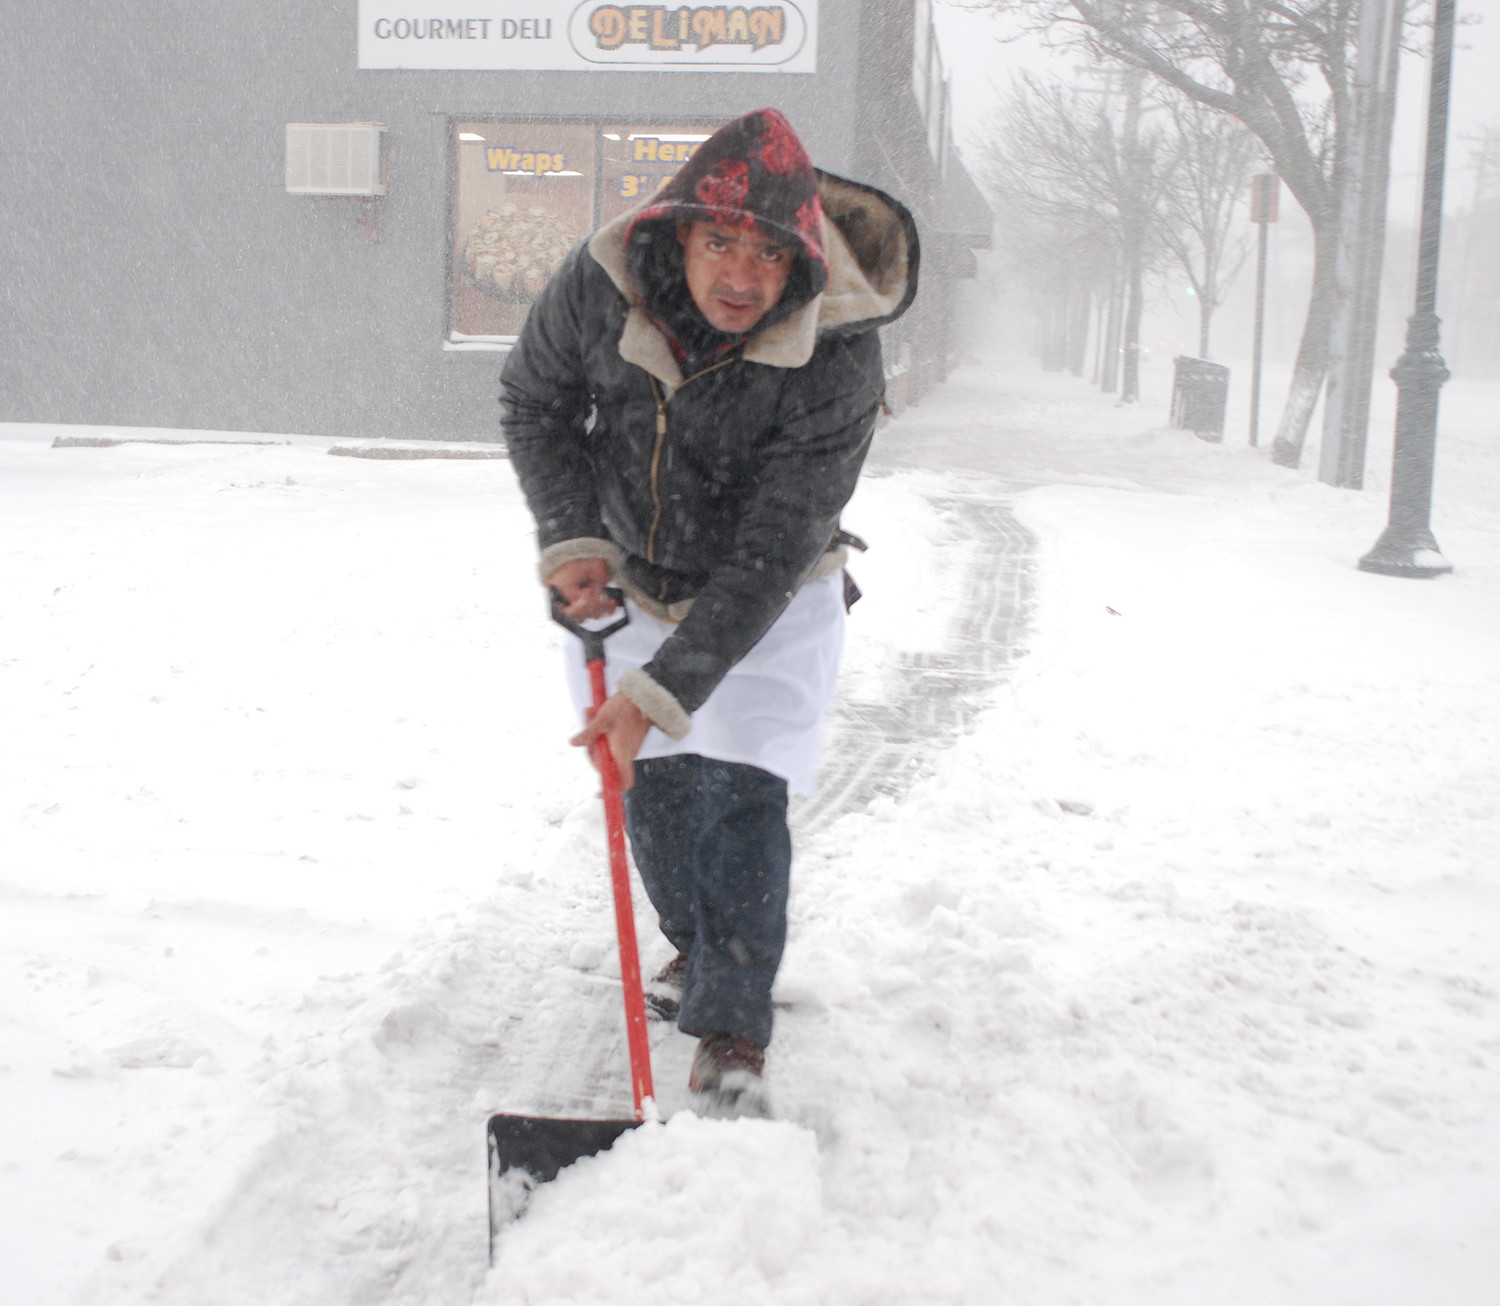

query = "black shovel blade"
(487, 1114), (640, 1253)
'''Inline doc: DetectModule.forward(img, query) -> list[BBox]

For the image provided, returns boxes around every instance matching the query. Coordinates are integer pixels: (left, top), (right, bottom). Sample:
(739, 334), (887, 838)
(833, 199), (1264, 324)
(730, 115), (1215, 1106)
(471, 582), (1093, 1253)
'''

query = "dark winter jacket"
(501, 110), (918, 739)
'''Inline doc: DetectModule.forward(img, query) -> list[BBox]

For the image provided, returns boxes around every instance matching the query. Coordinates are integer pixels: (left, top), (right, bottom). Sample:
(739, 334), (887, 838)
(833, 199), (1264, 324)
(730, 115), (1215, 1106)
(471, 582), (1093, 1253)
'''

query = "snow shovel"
(487, 589), (655, 1254)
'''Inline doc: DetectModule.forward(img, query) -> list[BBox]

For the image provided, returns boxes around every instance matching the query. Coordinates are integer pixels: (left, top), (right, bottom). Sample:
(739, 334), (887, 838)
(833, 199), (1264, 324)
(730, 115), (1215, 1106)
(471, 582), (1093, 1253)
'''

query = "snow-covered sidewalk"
(2, 362), (1497, 1304)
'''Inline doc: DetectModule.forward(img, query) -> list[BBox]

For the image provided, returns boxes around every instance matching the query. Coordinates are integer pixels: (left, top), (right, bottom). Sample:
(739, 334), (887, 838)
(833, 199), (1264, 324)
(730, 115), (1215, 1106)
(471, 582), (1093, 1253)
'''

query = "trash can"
(1171, 356), (1230, 442)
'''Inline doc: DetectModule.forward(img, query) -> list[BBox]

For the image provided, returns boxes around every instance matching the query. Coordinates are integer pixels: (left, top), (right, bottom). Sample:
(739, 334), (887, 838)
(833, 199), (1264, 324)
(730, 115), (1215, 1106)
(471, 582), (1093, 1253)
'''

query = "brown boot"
(689, 1032), (769, 1118)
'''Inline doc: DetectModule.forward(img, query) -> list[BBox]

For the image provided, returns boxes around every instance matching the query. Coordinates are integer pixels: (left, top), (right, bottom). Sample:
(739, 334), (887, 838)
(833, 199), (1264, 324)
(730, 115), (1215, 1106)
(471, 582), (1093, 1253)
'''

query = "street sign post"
(1248, 173), (1279, 447)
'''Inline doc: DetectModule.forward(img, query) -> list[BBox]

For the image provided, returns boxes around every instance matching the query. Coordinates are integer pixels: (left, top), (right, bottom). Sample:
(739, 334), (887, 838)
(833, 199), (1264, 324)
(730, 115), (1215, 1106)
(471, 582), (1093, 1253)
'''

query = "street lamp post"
(1359, 0), (1458, 577)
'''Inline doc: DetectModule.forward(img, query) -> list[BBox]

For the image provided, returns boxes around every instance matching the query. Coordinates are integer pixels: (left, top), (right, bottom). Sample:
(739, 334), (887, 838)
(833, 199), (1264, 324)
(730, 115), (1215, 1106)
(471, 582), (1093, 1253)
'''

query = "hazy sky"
(934, 0), (1500, 216)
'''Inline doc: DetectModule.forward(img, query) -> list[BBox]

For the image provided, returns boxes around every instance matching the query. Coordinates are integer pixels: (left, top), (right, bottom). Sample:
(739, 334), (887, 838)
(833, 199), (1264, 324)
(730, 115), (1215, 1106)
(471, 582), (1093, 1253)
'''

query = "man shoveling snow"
(501, 107), (918, 1114)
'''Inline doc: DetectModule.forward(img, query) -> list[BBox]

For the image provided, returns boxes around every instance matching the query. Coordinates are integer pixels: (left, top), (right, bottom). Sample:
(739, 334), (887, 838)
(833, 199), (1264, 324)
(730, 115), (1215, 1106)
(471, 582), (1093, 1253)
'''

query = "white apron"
(563, 570), (845, 797)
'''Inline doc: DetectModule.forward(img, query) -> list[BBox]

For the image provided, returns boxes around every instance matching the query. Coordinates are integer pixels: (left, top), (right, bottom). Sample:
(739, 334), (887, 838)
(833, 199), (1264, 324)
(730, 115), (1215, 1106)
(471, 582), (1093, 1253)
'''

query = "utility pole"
(1319, 0), (1404, 489)
(1247, 174), (1278, 447)
(1118, 66), (1147, 404)
(1070, 63), (1125, 395)
(1360, 0), (1458, 577)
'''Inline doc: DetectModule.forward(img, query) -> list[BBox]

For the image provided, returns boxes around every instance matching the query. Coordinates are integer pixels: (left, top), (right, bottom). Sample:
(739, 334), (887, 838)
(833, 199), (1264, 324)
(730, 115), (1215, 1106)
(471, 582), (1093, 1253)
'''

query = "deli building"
(1, 1), (991, 440)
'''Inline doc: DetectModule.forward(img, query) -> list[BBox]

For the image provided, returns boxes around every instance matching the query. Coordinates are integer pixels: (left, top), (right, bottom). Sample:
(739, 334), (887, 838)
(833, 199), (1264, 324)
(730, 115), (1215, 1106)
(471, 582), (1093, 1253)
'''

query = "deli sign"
(357, 1), (816, 71)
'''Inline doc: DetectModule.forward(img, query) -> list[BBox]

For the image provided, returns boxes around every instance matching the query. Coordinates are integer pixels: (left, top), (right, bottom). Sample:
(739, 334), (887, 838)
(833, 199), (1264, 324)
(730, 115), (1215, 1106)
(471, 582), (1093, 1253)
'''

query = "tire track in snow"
(792, 494), (1035, 832)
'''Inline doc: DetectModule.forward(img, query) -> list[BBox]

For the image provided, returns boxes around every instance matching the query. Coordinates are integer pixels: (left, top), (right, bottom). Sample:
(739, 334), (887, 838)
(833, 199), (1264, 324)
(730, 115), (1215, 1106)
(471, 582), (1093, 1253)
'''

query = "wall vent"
(285, 123), (387, 196)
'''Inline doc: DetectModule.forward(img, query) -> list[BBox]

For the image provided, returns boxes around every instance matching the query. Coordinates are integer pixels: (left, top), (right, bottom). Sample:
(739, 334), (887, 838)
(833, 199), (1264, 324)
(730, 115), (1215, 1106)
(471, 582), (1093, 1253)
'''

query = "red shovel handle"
(552, 590), (655, 1119)
(576, 638), (654, 1120)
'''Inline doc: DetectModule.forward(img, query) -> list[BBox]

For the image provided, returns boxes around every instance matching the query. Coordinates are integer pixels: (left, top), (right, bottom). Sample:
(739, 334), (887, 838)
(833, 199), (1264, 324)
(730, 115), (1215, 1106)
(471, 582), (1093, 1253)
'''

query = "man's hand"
(547, 557), (618, 621)
(571, 692), (651, 792)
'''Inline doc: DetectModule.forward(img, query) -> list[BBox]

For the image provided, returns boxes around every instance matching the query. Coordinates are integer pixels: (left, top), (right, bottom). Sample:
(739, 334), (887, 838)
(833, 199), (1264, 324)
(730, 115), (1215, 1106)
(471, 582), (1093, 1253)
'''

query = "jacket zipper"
(644, 358), (737, 571)
(646, 377), (668, 568)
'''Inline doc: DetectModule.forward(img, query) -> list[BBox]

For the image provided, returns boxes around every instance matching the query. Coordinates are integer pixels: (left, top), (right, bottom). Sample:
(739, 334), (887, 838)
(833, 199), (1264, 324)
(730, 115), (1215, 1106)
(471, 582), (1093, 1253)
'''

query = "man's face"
(678, 220), (794, 335)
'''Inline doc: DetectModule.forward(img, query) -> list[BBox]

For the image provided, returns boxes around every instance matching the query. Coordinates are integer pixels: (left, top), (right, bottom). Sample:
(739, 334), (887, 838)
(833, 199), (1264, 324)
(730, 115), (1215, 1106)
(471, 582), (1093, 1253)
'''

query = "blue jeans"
(624, 754), (790, 1049)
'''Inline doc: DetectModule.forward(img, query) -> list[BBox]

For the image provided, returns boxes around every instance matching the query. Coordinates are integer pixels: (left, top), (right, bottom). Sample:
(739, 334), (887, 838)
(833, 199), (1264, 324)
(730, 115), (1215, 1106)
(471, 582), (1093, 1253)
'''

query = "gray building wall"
(2, 2), (976, 439)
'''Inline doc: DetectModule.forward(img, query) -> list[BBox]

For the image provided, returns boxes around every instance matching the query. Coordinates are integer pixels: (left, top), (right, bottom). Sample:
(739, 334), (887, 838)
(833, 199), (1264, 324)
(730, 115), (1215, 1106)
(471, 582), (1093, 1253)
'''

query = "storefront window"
(450, 120), (597, 344)
(449, 119), (718, 348)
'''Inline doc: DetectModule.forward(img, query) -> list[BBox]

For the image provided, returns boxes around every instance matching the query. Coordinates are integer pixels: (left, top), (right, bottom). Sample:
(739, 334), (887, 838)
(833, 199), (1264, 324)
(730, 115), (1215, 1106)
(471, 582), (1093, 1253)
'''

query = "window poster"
(450, 120), (720, 345)
(450, 121), (597, 341)
(599, 124), (717, 227)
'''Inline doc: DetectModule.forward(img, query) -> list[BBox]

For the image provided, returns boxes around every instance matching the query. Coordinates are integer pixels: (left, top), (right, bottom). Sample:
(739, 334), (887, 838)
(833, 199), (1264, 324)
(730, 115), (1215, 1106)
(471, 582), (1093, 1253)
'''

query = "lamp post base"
(1357, 533), (1453, 578)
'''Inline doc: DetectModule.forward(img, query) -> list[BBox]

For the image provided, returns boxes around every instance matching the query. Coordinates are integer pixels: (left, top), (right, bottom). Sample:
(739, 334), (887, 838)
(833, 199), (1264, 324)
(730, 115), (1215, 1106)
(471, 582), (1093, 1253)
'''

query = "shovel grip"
(550, 586), (628, 659)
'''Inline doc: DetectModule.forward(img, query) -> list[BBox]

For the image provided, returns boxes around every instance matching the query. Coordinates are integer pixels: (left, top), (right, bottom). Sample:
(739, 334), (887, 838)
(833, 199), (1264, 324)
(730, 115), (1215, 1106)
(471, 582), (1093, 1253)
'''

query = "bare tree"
(1156, 96), (1260, 358)
(976, 76), (1115, 377)
(976, 72), (1175, 393)
(975, 0), (1362, 465)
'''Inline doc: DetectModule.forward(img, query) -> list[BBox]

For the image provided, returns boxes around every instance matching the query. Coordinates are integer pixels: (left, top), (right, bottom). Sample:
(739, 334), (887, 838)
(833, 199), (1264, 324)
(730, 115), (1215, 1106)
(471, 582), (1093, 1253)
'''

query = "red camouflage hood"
(625, 109), (829, 367)
(628, 108), (827, 289)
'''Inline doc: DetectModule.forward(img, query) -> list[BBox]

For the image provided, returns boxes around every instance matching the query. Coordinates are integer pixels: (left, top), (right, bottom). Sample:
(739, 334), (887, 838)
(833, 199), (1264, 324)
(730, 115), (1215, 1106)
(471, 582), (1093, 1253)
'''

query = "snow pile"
(487, 1115), (825, 1303)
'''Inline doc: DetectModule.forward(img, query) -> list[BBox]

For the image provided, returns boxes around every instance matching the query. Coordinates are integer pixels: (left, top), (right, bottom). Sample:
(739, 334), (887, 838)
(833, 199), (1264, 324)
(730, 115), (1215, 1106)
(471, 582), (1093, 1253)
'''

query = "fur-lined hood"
(586, 169), (919, 391)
